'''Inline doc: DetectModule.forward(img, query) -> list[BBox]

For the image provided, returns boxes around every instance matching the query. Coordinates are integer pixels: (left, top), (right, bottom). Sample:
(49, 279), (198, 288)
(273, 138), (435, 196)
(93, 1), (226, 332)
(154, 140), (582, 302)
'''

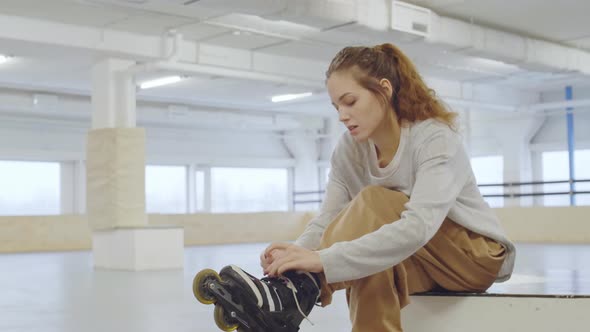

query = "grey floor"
(1, 243), (589, 332)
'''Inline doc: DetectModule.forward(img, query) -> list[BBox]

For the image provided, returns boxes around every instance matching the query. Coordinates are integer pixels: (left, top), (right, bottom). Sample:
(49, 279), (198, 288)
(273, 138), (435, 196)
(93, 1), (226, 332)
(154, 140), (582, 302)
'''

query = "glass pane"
(575, 149), (590, 205)
(576, 194), (590, 206)
(146, 165), (187, 214)
(0, 161), (60, 215)
(211, 168), (288, 213)
(542, 151), (570, 206)
(470, 156), (504, 208)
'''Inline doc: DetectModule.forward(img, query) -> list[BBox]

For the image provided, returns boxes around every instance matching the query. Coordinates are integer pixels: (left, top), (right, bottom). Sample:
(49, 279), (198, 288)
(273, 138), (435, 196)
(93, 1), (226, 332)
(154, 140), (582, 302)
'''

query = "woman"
(193, 43), (515, 332)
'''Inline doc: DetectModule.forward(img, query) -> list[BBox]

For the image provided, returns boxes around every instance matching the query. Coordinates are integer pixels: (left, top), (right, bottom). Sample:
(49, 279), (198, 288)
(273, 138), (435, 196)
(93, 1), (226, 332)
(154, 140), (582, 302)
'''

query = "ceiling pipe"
(123, 61), (324, 88)
(123, 30), (324, 88)
(442, 97), (517, 112)
(81, 0), (590, 75)
(202, 0), (590, 76)
(520, 98), (590, 112)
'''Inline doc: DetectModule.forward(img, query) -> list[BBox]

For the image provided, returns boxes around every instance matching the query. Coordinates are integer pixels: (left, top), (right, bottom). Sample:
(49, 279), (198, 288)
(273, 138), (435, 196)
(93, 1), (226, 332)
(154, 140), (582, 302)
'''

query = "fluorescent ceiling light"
(0, 54), (13, 64)
(139, 76), (184, 89)
(271, 92), (313, 103)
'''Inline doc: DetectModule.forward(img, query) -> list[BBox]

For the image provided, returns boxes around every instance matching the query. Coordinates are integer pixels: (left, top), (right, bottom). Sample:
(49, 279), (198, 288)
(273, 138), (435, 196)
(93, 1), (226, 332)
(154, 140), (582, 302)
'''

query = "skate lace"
(282, 277), (315, 326)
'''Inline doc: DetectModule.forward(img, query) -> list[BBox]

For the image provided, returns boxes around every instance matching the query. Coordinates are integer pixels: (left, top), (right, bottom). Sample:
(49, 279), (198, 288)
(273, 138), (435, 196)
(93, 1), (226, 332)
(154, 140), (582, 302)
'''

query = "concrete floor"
(1, 243), (589, 332)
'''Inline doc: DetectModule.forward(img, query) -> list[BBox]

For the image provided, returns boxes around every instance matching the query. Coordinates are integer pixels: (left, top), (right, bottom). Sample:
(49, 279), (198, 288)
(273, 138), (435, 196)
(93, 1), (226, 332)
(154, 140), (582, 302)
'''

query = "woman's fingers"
(266, 253), (294, 276)
(263, 244), (323, 276)
(277, 260), (302, 275)
(264, 242), (292, 257)
(262, 248), (289, 274)
(267, 252), (306, 276)
(268, 249), (323, 276)
(260, 251), (270, 269)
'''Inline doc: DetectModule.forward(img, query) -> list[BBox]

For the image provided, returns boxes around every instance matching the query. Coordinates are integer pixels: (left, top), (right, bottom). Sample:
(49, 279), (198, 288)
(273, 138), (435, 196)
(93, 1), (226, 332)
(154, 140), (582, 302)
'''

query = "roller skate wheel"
(193, 269), (222, 305)
(214, 304), (239, 331)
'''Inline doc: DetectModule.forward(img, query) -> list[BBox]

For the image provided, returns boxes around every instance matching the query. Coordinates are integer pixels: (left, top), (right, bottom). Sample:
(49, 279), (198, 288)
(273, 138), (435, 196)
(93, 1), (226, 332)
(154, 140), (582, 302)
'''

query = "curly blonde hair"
(326, 43), (456, 128)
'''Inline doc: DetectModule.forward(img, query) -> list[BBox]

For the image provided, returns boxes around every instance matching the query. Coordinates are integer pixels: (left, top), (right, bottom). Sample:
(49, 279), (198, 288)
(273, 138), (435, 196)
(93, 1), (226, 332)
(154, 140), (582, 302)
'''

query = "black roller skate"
(193, 265), (321, 332)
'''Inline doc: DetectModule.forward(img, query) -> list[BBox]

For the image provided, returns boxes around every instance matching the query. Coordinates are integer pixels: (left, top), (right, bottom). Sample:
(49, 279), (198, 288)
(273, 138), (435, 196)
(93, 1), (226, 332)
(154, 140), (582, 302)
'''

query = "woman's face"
(326, 69), (392, 142)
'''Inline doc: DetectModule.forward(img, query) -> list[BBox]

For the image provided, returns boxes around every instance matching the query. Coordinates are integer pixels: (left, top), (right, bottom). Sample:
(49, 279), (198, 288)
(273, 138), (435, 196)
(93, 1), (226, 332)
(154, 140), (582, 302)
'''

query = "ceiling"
(0, 0), (588, 121)
(406, 0), (590, 48)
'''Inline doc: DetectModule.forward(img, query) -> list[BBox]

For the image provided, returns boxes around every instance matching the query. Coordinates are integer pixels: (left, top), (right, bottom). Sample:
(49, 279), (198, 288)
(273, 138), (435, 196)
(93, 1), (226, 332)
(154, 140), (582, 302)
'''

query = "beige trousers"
(317, 186), (506, 332)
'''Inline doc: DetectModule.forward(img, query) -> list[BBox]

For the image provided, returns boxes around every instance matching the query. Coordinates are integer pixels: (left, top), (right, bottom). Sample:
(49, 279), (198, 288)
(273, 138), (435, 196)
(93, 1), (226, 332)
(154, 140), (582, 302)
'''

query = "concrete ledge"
(405, 294), (590, 331)
(92, 227), (184, 270)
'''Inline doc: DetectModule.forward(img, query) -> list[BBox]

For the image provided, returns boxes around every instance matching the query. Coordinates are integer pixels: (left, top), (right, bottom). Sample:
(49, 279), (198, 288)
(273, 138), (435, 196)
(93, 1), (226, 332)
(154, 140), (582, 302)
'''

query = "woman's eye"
(346, 100), (356, 106)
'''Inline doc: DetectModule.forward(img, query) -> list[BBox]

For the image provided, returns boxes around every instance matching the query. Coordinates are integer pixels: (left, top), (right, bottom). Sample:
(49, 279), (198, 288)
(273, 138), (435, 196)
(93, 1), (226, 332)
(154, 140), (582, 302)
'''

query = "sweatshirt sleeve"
(294, 163), (351, 250)
(317, 126), (471, 283)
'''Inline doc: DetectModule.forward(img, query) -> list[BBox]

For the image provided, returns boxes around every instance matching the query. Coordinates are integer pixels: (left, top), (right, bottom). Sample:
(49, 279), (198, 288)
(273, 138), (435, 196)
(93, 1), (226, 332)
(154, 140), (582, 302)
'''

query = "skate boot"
(193, 265), (321, 332)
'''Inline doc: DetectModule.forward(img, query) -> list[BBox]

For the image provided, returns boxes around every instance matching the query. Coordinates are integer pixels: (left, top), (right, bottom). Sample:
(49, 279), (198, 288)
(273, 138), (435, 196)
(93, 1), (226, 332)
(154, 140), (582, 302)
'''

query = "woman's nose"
(338, 110), (350, 122)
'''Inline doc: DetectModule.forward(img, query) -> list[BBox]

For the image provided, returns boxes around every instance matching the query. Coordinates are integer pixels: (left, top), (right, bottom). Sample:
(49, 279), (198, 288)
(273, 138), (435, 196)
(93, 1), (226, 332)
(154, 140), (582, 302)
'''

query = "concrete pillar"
(75, 160), (86, 214)
(531, 151), (544, 206)
(319, 117), (346, 185)
(495, 115), (545, 206)
(60, 160), (86, 214)
(60, 161), (75, 214)
(326, 117), (344, 158)
(91, 59), (137, 130)
(87, 58), (183, 270)
(283, 130), (321, 211)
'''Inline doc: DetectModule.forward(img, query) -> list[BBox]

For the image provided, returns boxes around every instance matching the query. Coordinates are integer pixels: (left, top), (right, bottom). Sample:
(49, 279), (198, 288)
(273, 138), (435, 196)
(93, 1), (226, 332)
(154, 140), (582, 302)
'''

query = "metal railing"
(293, 179), (590, 208)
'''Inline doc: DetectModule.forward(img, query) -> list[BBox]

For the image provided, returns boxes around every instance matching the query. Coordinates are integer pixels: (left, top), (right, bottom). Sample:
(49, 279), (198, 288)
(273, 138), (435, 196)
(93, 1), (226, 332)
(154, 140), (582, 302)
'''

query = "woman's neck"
(372, 114), (401, 168)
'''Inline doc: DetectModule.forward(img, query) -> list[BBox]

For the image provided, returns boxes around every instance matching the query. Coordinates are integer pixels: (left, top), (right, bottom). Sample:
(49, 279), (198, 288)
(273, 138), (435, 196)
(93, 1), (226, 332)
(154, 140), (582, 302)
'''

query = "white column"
(187, 164), (196, 213)
(60, 161), (75, 214)
(531, 151), (544, 206)
(88, 58), (183, 270)
(91, 59), (137, 129)
(496, 115), (545, 206)
(203, 167), (212, 212)
(60, 160), (87, 214)
(283, 131), (321, 211)
(325, 117), (345, 160)
(75, 160), (86, 214)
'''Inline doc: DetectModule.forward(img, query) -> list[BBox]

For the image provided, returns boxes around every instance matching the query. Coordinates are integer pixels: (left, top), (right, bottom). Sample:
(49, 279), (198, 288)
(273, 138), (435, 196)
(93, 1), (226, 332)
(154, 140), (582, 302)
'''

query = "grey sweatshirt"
(295, 119), (515, 284)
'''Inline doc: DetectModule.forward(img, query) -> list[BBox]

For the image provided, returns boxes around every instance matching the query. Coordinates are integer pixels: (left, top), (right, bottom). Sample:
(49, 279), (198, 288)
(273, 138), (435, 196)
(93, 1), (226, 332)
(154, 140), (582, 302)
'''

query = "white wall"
(0, 89), (298, 165)
(531, 111), (590, 151)
(532, 85), (590, 151)
(2, 79), (588, 210)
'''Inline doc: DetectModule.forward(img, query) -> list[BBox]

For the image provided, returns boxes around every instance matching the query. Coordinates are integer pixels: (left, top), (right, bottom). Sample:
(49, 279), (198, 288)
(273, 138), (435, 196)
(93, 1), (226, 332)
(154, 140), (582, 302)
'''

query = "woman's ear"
(379, 78), (393, 99)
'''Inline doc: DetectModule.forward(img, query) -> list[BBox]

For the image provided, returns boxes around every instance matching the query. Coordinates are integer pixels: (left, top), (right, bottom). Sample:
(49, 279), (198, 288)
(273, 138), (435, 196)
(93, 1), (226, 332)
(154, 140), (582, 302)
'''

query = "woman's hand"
(263, 242), (323, 277)
(260, 247), (286, 270)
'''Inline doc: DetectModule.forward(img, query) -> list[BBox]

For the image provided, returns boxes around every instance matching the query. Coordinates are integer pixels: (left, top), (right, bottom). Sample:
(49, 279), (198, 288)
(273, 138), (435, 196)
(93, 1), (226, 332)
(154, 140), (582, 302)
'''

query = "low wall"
(0, 215), (92, 253)
(0, 212), (313, 253)
(0, 207), (588, 253)
(149, 212), (313, 246)
(495, 206), (590, 243)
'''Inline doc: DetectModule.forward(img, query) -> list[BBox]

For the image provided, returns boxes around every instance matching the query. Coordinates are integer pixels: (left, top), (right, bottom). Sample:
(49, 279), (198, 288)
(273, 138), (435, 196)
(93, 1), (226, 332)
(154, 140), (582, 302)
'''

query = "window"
(0, 161), (60, 215)
(211, 167), (288, 212)
(470, 156), (504, 208)
(542, 150), (590, 206)
(145, 165), (187, 214)
(542, 151), (571, 206)
(574, 149), (590, 206)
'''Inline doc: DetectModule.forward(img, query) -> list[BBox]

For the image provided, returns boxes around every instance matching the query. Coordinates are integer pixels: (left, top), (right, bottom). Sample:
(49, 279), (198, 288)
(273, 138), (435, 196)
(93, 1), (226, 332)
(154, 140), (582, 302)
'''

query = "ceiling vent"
(391, 1), (432, 38)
